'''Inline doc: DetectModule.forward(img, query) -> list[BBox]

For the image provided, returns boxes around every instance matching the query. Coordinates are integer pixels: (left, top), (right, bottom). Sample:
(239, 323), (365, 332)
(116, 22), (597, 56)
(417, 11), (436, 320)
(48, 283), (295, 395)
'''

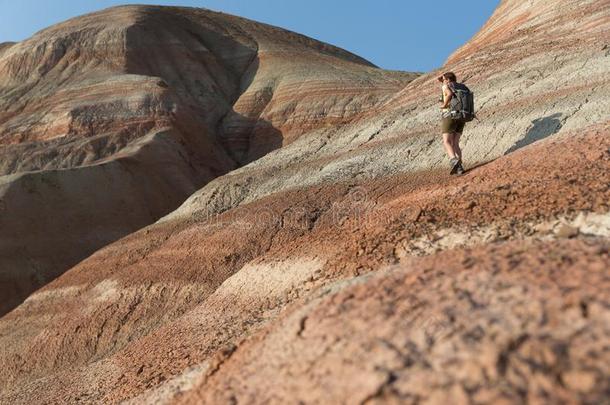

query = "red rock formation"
(0, 0), (608, 403)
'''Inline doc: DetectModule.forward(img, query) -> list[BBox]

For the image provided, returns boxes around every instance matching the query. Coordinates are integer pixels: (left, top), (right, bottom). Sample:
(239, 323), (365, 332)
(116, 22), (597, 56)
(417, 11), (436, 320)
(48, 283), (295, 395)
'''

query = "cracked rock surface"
(188, 238), (610, 405)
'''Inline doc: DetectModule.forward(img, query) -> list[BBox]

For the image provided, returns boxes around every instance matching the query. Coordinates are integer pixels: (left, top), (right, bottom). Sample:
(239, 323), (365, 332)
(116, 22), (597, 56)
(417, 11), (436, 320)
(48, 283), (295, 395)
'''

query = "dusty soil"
(0, 118), (607, 404)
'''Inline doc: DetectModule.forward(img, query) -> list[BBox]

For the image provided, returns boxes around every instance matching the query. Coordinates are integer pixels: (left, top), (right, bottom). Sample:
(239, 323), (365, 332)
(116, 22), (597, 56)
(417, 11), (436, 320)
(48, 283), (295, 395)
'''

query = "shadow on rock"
(505, 113), (563, 155)
(220, 112), (283, 165)
(219, 57), (284, 166)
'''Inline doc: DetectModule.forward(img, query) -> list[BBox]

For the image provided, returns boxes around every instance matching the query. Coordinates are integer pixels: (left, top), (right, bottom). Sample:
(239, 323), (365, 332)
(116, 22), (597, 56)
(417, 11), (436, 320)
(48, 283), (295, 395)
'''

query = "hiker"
(438, 71), (473, 175)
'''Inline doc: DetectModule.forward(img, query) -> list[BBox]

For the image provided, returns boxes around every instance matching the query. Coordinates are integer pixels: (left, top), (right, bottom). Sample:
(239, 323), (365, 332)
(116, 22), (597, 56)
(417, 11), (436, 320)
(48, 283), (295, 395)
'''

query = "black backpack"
(449, 82), (475, 122)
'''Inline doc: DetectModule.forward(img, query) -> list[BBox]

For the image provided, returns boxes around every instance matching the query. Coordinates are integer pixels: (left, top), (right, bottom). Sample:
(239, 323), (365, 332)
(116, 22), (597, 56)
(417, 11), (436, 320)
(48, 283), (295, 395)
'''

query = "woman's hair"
(442, 72), (457, 82)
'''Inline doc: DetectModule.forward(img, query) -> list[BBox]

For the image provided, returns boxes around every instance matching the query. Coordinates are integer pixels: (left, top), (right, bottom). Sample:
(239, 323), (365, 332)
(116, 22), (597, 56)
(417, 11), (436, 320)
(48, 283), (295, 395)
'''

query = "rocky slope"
(0, 5), (416, 315)
(1, 0), (609, 403)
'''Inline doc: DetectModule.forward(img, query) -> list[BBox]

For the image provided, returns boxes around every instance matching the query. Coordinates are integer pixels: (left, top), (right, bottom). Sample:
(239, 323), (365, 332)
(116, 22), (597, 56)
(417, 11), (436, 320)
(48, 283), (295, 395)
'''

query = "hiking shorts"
(441, 117), (465, 134)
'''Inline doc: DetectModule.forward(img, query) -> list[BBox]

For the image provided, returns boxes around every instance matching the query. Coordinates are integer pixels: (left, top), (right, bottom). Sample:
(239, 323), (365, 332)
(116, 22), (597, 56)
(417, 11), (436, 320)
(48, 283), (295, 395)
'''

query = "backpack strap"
(448, 83), (461, 108)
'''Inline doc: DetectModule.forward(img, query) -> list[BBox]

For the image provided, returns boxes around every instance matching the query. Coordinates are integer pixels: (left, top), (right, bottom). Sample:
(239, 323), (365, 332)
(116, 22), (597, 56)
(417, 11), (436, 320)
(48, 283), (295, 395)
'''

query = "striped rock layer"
(0, 5), (417, 315)
(0, 0), (609, 403)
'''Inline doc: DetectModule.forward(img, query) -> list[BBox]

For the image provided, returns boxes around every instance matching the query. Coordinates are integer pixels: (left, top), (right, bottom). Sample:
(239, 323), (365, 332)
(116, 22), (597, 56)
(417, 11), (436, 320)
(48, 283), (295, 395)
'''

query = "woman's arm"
(440, 84), (453, 109)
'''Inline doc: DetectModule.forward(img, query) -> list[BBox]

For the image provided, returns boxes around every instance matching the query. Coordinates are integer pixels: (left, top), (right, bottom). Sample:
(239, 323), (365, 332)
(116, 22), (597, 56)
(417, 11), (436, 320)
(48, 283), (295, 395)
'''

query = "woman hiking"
(438, 71), (468, 175)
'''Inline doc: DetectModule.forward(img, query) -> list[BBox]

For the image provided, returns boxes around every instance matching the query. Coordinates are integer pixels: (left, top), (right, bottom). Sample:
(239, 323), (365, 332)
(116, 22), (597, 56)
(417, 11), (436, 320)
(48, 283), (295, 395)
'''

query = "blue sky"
(0, 0), (500, 72)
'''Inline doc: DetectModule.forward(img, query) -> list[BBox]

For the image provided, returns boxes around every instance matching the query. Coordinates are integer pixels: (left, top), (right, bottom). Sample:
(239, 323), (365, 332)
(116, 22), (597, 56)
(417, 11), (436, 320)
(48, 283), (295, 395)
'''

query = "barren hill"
(0, 5), (416, 315)
(1, 0), (609, 403)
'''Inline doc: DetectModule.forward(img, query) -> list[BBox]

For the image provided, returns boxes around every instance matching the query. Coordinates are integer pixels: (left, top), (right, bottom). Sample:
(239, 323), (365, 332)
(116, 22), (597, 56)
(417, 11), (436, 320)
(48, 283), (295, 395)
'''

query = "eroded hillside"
(0, 0), (609, 403)
(0, 5), (416, 315)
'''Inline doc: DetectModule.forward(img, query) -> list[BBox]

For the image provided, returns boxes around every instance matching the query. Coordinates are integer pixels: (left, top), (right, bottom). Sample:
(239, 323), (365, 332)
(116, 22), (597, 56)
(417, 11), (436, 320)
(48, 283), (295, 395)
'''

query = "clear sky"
(0, 0), (500, 72)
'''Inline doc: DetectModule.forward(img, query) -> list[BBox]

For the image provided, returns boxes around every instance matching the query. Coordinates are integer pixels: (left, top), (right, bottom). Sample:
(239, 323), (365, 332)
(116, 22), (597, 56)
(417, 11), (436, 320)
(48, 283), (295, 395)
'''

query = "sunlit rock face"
(163, 0), (609, 224)
(0, 1), (609, 403)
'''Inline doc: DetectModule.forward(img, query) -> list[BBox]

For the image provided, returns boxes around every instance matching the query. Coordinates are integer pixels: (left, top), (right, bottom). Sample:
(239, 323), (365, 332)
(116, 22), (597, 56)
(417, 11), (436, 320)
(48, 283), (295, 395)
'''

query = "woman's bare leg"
(452, 132), (462, 160)
(443, 133), (456, 159)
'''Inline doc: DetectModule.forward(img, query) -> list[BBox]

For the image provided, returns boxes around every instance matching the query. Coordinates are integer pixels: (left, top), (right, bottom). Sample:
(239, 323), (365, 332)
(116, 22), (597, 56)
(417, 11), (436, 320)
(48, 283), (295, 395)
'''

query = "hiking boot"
(449, 157), (460, 175)
(456, 161), (465, 175)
